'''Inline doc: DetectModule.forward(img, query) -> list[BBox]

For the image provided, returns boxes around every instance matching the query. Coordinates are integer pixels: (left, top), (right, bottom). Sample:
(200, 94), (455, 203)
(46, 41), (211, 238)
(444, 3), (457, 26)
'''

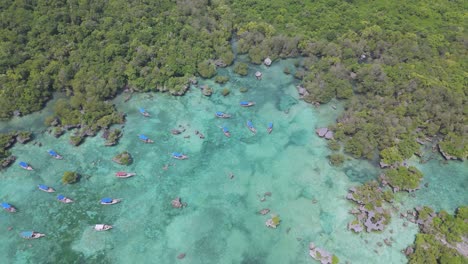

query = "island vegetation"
(408, 206), (467, 264)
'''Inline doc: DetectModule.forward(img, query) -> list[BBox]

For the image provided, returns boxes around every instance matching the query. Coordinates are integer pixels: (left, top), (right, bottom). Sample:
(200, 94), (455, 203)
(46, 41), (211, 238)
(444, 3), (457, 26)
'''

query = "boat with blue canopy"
(139, 108), (150, 117)
(240, 101), (255, 107)
(1, 202), (16, 213)
(19, 161), (33, 171)
(138, 134), (154, 143)
(20, 231), (45, 239)
(172, 152), (188, 160)
(267, 122), (273, 134)
(47, 149), (63, 159)
(100, 197), (121, 205)
(38, 184), (55, 193)
(246, 120), (257, 134)
(57, 194), (73, 203)
(215, 112), (231, 118)
(222, 126), (231, 137)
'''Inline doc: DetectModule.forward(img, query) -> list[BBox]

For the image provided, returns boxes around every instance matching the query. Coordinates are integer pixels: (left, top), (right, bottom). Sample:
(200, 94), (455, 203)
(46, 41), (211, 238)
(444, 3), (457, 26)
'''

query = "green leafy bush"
(234, 63), (248, 76)
(62, 171), (79, 184)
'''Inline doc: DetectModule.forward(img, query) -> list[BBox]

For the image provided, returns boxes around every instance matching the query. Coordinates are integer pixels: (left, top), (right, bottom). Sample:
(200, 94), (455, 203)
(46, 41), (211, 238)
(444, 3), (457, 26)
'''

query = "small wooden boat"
(94, 224), (112, 231)
(57, 194), (73, 203)
(139, 108), (150, 117)
(100, 198), (121, 205)
(240, 101), (255, 107)
(222, 126), (231, 137)
(1, 202), (17, 213)
(38, 184), (55, 193)
(47, 149), (63, 159)
(267, 122), (273, 134)
(246, 120), (257, 134)
(115, 172), (136, 178)
(138, 134), (154, 143)
(172, 152), (188, 160)
(20, 231), (45, 239)
(215, 112), (231, 118)
(19, 161), (33, 171)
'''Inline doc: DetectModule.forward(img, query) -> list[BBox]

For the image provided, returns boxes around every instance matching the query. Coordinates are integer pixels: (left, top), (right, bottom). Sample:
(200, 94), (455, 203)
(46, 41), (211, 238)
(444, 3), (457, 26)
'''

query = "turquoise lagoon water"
(0, 60), (467, 264)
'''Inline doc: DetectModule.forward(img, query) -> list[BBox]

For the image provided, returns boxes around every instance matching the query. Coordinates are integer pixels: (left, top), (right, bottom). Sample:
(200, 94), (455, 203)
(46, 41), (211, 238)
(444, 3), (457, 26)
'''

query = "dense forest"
(0, 0), (466, 261)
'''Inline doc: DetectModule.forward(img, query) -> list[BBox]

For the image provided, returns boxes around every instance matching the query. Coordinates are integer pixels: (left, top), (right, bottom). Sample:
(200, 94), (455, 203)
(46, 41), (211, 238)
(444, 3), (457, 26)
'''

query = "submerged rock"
(258, 209), (270, 215)
(171, 197), (186, 208)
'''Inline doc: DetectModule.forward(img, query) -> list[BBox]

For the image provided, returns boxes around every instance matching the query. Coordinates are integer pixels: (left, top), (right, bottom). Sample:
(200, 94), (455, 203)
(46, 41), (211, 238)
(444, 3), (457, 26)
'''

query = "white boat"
(94, 224), (113, 231)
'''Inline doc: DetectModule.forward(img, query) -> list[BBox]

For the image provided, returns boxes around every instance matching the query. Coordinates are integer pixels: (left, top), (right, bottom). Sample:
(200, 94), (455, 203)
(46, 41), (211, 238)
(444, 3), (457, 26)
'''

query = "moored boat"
(115, 172), (136, 178)
(47, 149), (63, 159)
(1, 202), (17, 213)
(100, 197), (121, 205)
(240, 101), (255, 107)
(215, 111), (231, 118)
(19, 161), (33, 171)
(246, 120), (257, 134)
(57, 194), (73, 203)
(139, 108), (150, 117)
(267, 122), (273, 134)
(94, 224), (112, 231)
(138, 134), (154, 143)
(222, 126), (231, 137)
(20, 231), (45, 239)
(38, 184), (55, 193)
(172, 152), (188, 160)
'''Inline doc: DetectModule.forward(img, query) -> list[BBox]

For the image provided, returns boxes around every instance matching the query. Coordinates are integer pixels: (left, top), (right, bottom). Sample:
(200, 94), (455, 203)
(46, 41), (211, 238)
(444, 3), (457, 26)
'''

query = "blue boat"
(2, 202), (16, 212)
(38, 184), (55, 193)
(139, 108), (150, 117)
(20, 231), (45, 239)
(222, 126), (231, 137)
(172, 152), (188, 160)
(246, 120), (257, 134)
(215, 111), (231, 118)
(19, 161), (33, 171)
(47, 149), (63, 159)
(57, 194), (73, 203)
(138, 134), (154, 143)
(101, 197), (121, 205)
(240, 101), (255, 107)
(267, 122), (273, 134)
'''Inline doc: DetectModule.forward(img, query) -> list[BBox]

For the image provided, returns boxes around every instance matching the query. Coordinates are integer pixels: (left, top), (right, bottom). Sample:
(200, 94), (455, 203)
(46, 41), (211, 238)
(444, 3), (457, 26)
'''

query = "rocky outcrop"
(16, 132), (32, 144)
(255, 71), (262, 80)
(309, 243), (333, 264)
(316, 128), (334, 140)
(346, 186), (390, 233)
(265, 214), (280, 228)
(1, 155), (16, 168)
(296, 85), (309, 98)
(201, 85), (213, 96)
(438, 144), (460, 161)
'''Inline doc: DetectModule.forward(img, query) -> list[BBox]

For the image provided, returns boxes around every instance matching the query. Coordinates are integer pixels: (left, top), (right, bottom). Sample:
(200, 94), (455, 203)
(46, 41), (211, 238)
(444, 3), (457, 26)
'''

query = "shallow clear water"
(0, 60), (466, 263)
